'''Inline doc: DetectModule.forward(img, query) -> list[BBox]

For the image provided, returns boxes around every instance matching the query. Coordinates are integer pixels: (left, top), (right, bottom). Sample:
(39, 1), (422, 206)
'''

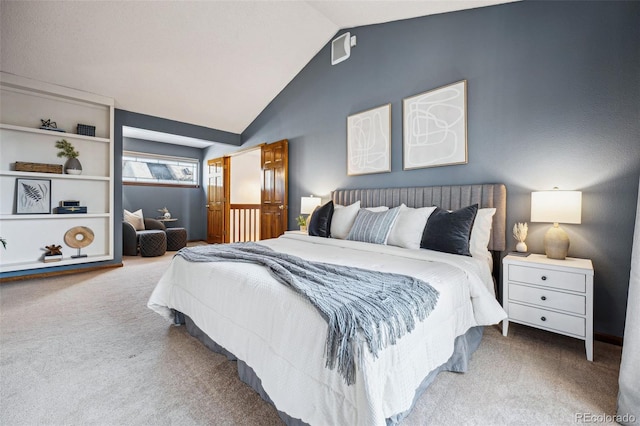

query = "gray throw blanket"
(176, 242), (439, 385)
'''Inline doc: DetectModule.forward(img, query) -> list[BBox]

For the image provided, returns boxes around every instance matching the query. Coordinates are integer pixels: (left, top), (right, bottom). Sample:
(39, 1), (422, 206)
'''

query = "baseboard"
(594, 332), (623, 346)
(0, 263), (123, 283)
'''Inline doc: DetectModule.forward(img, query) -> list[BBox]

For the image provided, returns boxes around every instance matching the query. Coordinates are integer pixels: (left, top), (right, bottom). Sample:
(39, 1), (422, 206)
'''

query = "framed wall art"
(347, 103), (391, 175)
(16, 178), (51, 214)
(403, 80), (467, 170)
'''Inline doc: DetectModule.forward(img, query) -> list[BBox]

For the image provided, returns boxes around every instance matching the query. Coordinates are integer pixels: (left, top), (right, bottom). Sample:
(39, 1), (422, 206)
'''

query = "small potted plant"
(296, 215), (307, 232)
(55, 139), (82, 174)
(158, 207), (171, 219)
(513, 222), (528, 252)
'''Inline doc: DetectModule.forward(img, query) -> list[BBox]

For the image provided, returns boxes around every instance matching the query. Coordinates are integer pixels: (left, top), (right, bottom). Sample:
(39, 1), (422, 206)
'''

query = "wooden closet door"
(206, 156), (229, 244)
(260, 139), (288, 240)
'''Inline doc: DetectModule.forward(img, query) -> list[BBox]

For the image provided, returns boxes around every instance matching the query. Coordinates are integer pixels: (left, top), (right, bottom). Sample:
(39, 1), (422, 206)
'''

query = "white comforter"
(148, 233), (506, 425)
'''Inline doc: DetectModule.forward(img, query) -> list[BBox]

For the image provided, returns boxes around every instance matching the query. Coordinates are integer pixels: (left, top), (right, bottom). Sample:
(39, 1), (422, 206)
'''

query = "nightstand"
(502, 254), (594, 361)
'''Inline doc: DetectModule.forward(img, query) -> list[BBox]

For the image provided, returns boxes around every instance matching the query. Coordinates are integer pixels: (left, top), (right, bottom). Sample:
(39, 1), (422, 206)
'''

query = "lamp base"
(544, 224), (570, 260)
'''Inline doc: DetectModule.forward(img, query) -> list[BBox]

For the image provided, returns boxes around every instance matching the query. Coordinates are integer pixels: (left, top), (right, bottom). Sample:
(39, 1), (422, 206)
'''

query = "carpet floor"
(0, 247), (622, 425)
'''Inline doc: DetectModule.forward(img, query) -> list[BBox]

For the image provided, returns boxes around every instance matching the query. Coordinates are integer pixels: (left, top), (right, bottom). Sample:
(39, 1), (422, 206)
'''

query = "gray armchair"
(122, 217), (166, 256)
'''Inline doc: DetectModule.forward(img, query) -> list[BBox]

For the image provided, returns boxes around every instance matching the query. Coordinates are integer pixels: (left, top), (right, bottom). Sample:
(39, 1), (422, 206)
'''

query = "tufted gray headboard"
(332, 183), (507, 252)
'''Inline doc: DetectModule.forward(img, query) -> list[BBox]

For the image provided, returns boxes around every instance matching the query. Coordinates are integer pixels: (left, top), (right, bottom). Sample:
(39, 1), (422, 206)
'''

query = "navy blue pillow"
(308, 201), (334, 238)
(420, 204), (478, 256)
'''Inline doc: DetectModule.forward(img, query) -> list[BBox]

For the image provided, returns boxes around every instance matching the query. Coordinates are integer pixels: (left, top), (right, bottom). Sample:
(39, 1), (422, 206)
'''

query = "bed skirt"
(180, 312), (483, 425)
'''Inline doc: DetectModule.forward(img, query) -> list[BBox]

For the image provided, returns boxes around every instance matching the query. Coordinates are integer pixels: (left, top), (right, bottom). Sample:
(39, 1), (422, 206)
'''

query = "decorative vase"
(300, 225), (307, 232)
(64, 157), (82, 175)
(516, 241), (528, 253)
(164, 212), (171, 219)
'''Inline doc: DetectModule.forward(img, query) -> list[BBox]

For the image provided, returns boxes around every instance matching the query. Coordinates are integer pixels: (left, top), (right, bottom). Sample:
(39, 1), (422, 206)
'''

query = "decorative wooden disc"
(64, 226), (94, 248)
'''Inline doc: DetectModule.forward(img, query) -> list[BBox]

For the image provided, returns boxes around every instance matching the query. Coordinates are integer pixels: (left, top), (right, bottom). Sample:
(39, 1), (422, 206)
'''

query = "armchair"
(122, 217), (166, 256)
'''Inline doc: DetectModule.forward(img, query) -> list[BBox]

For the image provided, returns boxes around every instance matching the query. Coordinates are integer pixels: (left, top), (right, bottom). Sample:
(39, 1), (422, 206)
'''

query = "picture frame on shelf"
(347, 103), (391, 176)
(16, 178), (51, 214)
(403, 80), (468, 170)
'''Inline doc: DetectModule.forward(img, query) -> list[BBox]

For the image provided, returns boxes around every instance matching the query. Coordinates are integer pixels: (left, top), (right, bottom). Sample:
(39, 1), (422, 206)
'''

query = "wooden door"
(207, 156), (230, 244)
(260, 139), (288, 240)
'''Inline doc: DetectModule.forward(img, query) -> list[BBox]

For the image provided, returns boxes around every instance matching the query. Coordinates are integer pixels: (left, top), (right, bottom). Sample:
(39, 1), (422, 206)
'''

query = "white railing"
(230, 204), (260, 242)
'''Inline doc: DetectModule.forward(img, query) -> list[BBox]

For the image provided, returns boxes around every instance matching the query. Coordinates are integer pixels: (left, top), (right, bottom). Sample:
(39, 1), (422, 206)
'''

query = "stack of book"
(54, 200), (87, 214)
(44, 254), (62, 263)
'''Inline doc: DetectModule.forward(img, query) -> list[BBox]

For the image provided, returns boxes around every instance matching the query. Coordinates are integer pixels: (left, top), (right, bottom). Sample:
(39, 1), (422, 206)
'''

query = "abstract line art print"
(403, 80), (467, 170)
(347, 103), (391, 175)
(16, 178), (51, 214)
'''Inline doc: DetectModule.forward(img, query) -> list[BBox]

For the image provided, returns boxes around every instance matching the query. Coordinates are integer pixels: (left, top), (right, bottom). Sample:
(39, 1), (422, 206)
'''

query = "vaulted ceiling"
(1, 1), (515, 138)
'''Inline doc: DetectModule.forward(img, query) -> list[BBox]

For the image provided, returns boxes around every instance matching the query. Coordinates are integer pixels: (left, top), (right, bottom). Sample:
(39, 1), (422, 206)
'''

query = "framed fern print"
(16, 178), (51, 214)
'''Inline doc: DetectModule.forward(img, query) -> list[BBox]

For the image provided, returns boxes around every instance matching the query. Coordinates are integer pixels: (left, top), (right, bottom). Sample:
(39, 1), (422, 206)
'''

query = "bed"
(148, 184), (507, 425)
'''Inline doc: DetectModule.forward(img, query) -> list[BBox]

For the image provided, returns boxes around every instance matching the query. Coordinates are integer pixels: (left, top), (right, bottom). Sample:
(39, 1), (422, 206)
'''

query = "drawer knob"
(541, 316), (547, 322)
(541, 276), (547, 281)
(541, 296), (547, 301)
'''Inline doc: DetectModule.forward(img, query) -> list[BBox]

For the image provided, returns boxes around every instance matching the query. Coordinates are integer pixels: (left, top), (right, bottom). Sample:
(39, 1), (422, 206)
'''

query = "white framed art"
(347, 103), (391, 176)
(403, 80), (467, 170)
(16, 178), (51, 214)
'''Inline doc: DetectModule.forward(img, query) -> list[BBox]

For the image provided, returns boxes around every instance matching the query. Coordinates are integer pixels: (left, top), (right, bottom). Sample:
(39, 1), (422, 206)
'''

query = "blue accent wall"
(241, 1), (640, 337)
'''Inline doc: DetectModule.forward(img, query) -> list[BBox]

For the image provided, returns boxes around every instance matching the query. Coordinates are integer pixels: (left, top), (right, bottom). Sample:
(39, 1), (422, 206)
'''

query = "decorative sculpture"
(64, 226), (94, 258)
(44, 244), (62, 256)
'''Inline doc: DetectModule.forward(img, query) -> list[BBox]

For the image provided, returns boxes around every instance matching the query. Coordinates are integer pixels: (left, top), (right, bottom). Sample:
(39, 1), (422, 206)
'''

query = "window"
(123, 151), (199, 187)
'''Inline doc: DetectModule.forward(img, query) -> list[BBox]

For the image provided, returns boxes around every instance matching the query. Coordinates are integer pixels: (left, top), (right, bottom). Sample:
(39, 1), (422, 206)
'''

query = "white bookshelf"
(0, 72), (115, 274)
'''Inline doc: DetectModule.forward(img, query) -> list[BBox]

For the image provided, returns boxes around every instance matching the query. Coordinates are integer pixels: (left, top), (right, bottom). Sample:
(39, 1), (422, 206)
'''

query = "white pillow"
(124, 209), (145, 231)
(469, 208), (496, 259)
(364, 206), (389, 212)
(387, 204), (437, 249)
(330, 201), (361, 239)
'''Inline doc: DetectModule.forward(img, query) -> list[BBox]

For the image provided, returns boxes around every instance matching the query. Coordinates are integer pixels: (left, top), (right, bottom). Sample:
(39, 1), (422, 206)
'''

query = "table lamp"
(300, 195), (322, 224)
(531, 188), (582, 260)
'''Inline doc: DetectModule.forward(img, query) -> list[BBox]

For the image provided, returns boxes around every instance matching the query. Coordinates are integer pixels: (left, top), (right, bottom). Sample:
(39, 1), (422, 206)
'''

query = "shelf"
(0, 123), (110, 143)
(0, 170), (109, 181)
(0, 213), (110, 220)
(0, 254), (114, 273)
(1, 72), (114, 276)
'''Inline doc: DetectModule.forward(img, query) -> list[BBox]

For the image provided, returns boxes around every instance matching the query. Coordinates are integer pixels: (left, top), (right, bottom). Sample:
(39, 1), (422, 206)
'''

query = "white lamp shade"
(301, 196), (322, 214)
(531, 190), (582, 224)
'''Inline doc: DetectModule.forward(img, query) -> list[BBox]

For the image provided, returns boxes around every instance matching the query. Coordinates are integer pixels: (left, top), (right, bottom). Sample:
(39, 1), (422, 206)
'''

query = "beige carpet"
(0, 248), (622, 425)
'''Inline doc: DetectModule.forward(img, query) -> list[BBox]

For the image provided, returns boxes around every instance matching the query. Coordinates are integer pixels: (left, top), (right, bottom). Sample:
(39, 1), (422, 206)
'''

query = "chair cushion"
(124, 209), (145, 231)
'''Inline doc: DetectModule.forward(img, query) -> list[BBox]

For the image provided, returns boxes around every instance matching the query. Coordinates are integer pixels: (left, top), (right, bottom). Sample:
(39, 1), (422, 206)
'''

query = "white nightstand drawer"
(509, 303), (585, 337)
(508, 283), (586, 315)
(508, 265), (586, 293)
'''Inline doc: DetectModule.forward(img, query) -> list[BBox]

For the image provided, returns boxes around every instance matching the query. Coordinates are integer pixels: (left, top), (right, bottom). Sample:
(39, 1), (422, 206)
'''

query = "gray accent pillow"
(420, 204), (478, 256)
(346, 206), (401, 245)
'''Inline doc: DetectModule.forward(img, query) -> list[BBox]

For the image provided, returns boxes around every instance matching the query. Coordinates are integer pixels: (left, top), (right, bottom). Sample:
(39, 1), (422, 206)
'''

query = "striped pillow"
(346, 206), (401, 245)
